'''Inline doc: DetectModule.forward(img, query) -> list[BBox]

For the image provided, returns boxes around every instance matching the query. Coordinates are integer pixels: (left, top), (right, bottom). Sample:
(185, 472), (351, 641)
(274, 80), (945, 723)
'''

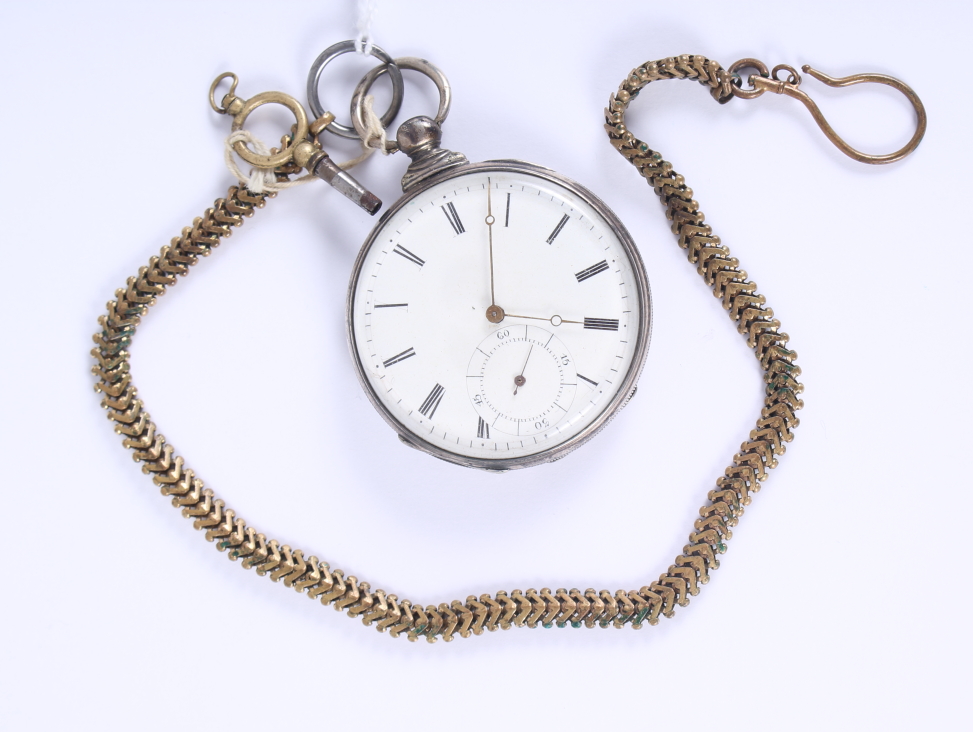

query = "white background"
(1, 1), (969, 729)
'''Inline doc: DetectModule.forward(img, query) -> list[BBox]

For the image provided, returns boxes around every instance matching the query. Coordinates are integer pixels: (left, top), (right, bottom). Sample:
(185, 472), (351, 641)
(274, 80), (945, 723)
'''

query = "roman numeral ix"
(575, 260), (610, 282)
(392, 244), (425, 267)
(442, 202), (465, 235)
(546, 214), (569, 244)
(583, 318), (619, 331)
(418, 383), (445, 419)
(477, 416), (490, 439)
(382, 347), (416, 367)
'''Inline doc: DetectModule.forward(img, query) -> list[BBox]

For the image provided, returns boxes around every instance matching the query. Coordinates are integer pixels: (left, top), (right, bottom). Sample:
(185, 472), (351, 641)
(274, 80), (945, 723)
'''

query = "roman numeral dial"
(350, 165), (647, 468)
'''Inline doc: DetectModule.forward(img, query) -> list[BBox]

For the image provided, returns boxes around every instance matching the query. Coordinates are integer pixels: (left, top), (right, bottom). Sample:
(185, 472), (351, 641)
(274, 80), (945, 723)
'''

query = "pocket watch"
(92, 46), (924, 640)
(308, 48), (651, 471)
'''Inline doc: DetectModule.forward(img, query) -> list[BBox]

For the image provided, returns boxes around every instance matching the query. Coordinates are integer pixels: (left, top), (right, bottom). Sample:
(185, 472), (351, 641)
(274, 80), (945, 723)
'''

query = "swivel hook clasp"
(208, 72), (382, 214)
(728, 60), (927, 164)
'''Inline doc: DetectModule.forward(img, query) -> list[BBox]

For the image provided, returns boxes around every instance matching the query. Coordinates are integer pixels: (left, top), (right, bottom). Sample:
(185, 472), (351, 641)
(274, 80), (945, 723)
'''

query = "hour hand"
(504, 313), (620, 331)
(502, 313), (581, 327)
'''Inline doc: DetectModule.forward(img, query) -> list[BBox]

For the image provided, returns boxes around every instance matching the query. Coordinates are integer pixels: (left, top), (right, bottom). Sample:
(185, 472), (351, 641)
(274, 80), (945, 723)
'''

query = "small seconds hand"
(513, 344), (533, 396)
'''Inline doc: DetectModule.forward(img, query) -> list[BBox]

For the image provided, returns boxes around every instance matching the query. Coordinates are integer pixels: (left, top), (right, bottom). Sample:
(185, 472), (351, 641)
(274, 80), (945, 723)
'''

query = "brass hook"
(728, 60), (927, 164)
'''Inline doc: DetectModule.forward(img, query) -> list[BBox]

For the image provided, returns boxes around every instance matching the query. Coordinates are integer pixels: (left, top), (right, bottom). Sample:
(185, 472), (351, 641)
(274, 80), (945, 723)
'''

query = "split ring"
(307, 40), (404, 139)
(229, 91), (309, 169)
(351, 57), (452, 153)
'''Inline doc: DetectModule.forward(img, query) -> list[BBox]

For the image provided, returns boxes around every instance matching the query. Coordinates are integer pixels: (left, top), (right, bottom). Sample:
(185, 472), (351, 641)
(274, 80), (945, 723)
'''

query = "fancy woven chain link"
(92, 56), (803, 642)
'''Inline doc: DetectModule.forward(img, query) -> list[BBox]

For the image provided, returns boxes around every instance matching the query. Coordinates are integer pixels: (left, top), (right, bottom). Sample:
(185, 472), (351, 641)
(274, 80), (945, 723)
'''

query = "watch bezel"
(345, 159), (652, 471)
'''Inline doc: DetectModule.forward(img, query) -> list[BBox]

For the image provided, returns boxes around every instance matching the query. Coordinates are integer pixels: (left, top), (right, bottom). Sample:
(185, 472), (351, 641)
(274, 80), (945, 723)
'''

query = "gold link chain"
(91, 55), (802, 641)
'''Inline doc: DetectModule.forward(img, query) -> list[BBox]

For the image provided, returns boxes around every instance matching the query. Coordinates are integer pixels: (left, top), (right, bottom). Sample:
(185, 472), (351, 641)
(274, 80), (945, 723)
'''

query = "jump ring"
(728, 58), (770, 100)
(209, 72), (239, 114)
(771, 64), (802, 87)
(351, 57), (452, 153)
(307, 40), (404, 139)
(229, 91), (309, 169)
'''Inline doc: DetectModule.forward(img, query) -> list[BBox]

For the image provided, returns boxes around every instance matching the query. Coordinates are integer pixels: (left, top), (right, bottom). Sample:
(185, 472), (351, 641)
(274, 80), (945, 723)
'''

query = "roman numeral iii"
(477, 416), (490, 439)
(584, 318), (619, 331)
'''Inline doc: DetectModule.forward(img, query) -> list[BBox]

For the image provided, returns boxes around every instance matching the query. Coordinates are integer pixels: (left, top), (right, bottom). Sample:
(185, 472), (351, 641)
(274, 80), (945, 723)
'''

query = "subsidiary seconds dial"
(348, 160), (651, 470)
(468, 325), (577, 438)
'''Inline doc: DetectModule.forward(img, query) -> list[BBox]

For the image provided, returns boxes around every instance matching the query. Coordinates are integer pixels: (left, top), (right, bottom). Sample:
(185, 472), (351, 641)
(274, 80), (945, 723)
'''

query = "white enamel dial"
(348, 161), (650, 469)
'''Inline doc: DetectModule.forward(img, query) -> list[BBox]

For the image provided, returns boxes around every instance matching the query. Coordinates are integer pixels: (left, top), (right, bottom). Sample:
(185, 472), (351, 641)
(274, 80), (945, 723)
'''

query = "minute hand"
(486, 178), (496, 307)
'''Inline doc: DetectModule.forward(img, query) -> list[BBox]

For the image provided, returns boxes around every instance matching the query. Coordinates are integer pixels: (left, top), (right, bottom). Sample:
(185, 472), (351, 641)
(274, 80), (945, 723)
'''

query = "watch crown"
(395, 116), (469, 192)
(396, 116), (442, 155)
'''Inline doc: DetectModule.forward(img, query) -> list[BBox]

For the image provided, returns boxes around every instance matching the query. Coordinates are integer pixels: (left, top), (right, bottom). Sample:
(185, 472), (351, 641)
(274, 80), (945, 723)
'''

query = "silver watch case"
(345, 159), (652, 472)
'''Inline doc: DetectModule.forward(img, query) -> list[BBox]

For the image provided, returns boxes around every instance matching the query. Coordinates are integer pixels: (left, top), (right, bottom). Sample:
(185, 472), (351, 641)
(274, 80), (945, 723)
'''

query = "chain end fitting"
(728, 59), (927, 164)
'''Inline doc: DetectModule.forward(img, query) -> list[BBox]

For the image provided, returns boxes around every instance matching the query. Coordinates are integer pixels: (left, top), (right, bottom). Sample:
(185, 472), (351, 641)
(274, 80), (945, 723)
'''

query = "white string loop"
(354, 0), (378, 56)
(222, 130), (314, 194)
(336, 94), (391, 169)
